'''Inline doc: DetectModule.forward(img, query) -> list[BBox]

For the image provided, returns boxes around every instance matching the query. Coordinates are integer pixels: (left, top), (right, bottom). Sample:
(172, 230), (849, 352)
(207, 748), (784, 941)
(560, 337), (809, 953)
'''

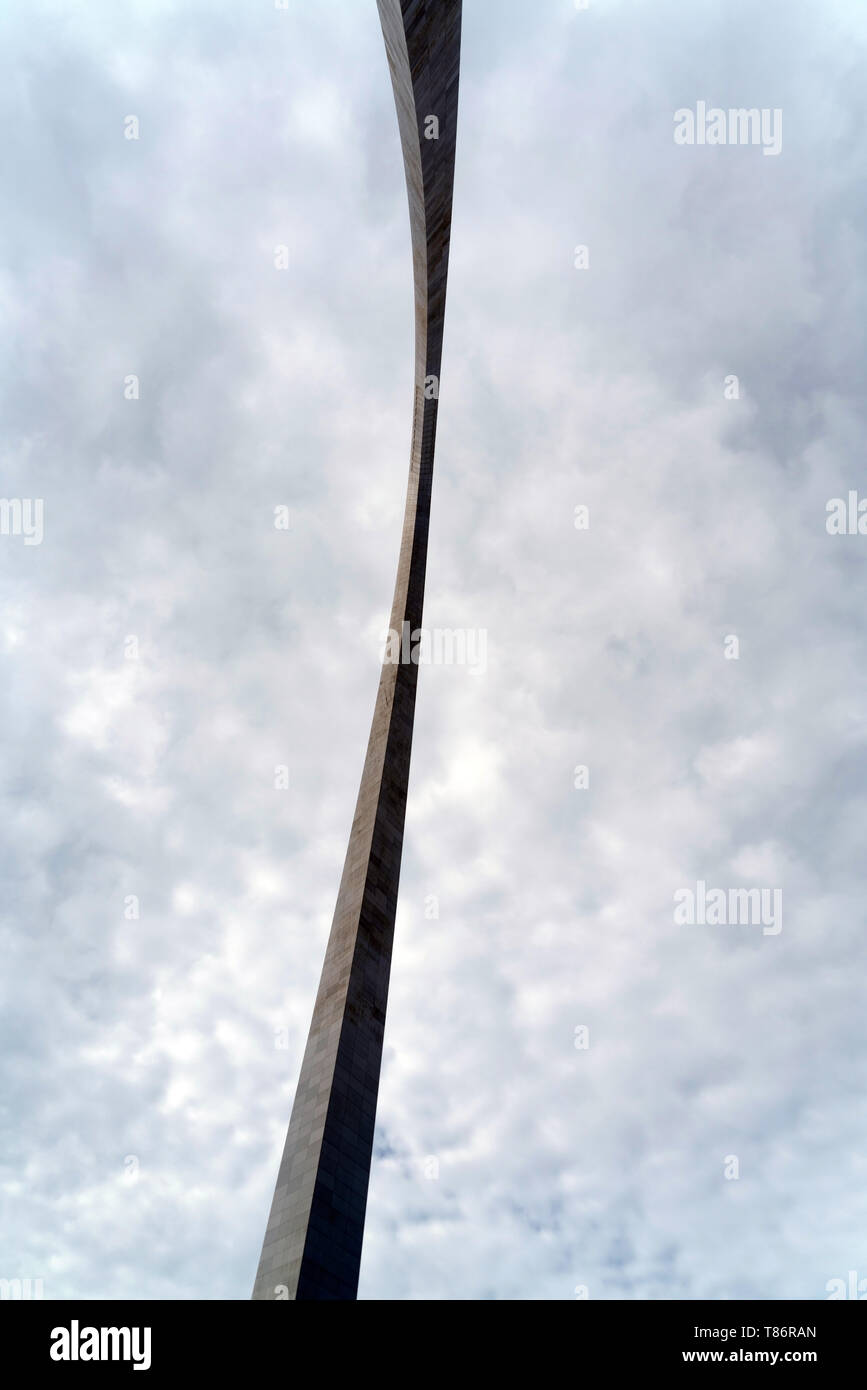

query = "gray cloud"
(1, 0), (866, 1300)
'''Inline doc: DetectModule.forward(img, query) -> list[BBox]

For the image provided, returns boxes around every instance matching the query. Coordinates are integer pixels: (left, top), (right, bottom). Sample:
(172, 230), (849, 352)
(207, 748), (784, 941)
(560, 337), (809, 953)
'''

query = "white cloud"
(1, 0), (866, 1302)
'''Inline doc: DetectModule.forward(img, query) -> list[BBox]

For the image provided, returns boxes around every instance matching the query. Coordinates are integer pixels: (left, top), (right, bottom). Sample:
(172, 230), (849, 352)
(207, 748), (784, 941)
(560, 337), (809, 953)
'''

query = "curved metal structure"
(252, 0), (461, 1301)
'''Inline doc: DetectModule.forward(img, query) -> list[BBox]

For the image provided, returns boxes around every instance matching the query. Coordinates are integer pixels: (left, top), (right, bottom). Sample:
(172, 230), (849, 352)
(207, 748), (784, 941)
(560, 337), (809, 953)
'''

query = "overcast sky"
(2, 0), (867, 1301)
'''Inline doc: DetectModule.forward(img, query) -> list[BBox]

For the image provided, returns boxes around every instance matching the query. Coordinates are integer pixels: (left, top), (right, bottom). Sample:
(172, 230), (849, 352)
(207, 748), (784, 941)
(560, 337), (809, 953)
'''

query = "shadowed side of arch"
(251, 0), (461, 1301)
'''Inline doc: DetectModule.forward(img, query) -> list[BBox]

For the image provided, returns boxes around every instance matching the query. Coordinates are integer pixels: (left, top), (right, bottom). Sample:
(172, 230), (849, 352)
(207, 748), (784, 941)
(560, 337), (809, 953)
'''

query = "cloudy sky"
(2, 0), (867, 1301)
